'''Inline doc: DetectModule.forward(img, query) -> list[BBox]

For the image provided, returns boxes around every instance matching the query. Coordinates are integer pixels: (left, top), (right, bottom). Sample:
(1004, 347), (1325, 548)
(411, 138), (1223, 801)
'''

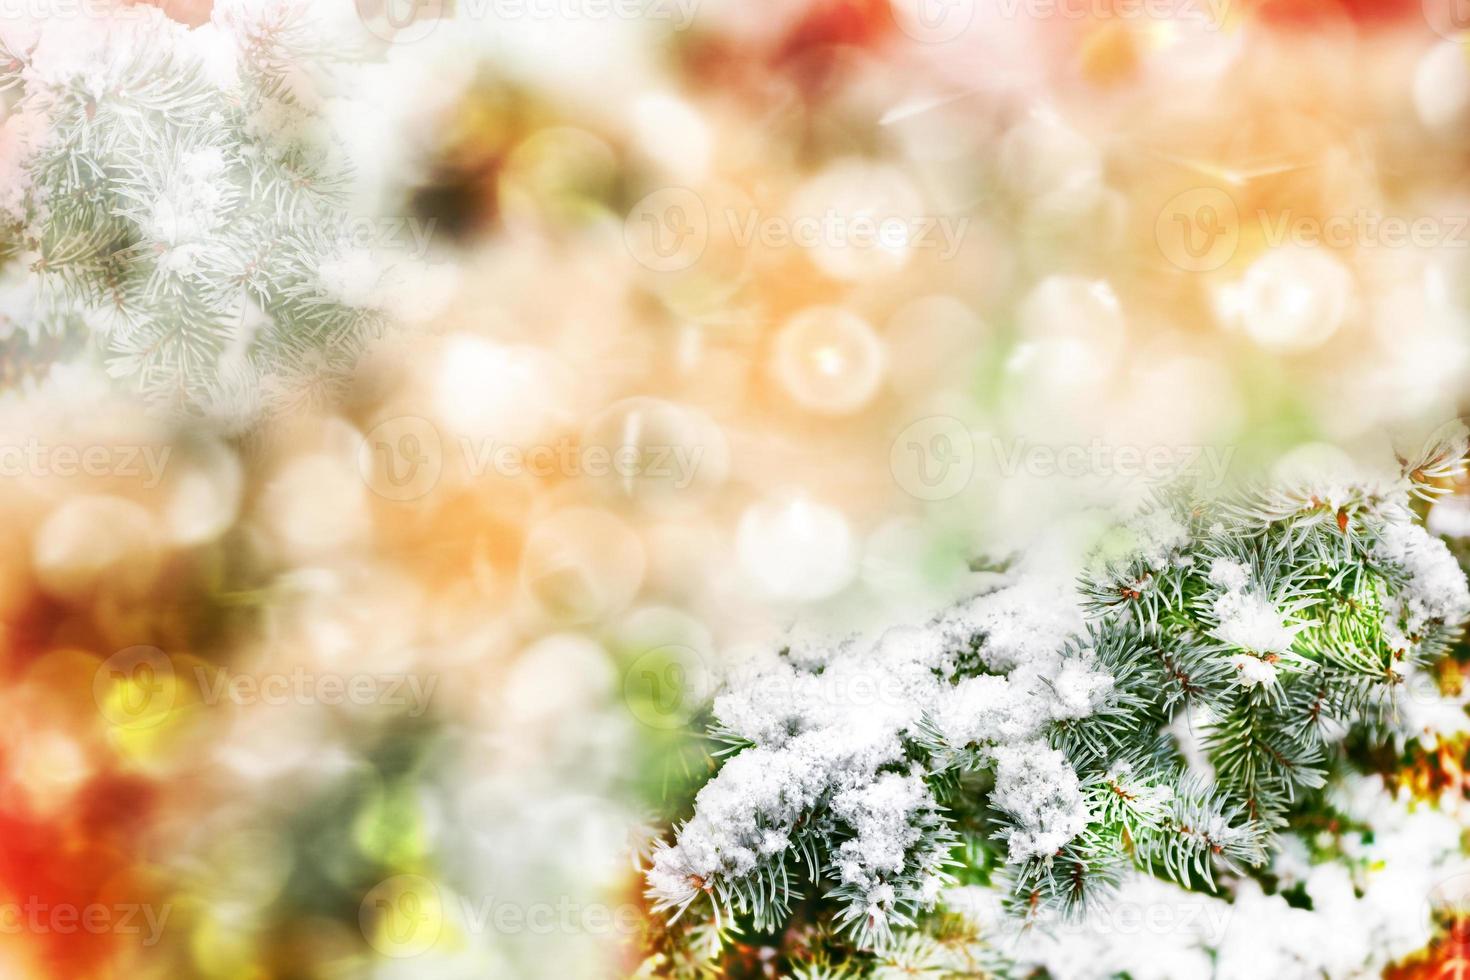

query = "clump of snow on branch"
(646, 572), (1098, 940)
(1377, 520), (1470, 644)
(998, 773), (1470, 980)
(989, 741), (1088, 862)
(1203, 556), (1303, 688)
(649, 457), (1470, 964)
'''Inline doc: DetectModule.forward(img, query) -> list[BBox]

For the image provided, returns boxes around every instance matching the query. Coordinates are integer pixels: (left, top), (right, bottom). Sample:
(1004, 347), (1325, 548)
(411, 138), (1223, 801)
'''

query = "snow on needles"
(1007, 774), (1470, 980)
(648, 473), (1470, 949)
(1376, 520), (1470, 644)
(1205, 557), (1303, 687)
(646, 573), (1103, 931)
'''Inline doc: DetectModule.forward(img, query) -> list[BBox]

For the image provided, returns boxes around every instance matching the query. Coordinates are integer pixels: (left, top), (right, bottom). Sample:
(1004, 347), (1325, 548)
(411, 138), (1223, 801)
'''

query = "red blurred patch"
(775, 0), (895, 63)
(73, 775), (158, 850)
(1387, 919), (1470, 978)
(0, 775), (159, 975)
(1250, 0), (1425, 28)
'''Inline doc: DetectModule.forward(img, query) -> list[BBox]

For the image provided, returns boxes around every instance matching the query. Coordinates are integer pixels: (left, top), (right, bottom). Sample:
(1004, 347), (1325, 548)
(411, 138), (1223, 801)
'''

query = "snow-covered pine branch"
(644, 455), (1470, 974)
(0, 2), (435, 422)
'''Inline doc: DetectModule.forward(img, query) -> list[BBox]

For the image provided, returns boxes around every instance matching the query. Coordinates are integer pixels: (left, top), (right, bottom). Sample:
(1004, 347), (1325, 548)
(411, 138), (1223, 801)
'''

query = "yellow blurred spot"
(1080, 22), (1139, 86)
(353, 786), (431, 867)
(100, 653), (213, 766)
(359, 875), (447, 959)
(190, 908), (267, 980)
